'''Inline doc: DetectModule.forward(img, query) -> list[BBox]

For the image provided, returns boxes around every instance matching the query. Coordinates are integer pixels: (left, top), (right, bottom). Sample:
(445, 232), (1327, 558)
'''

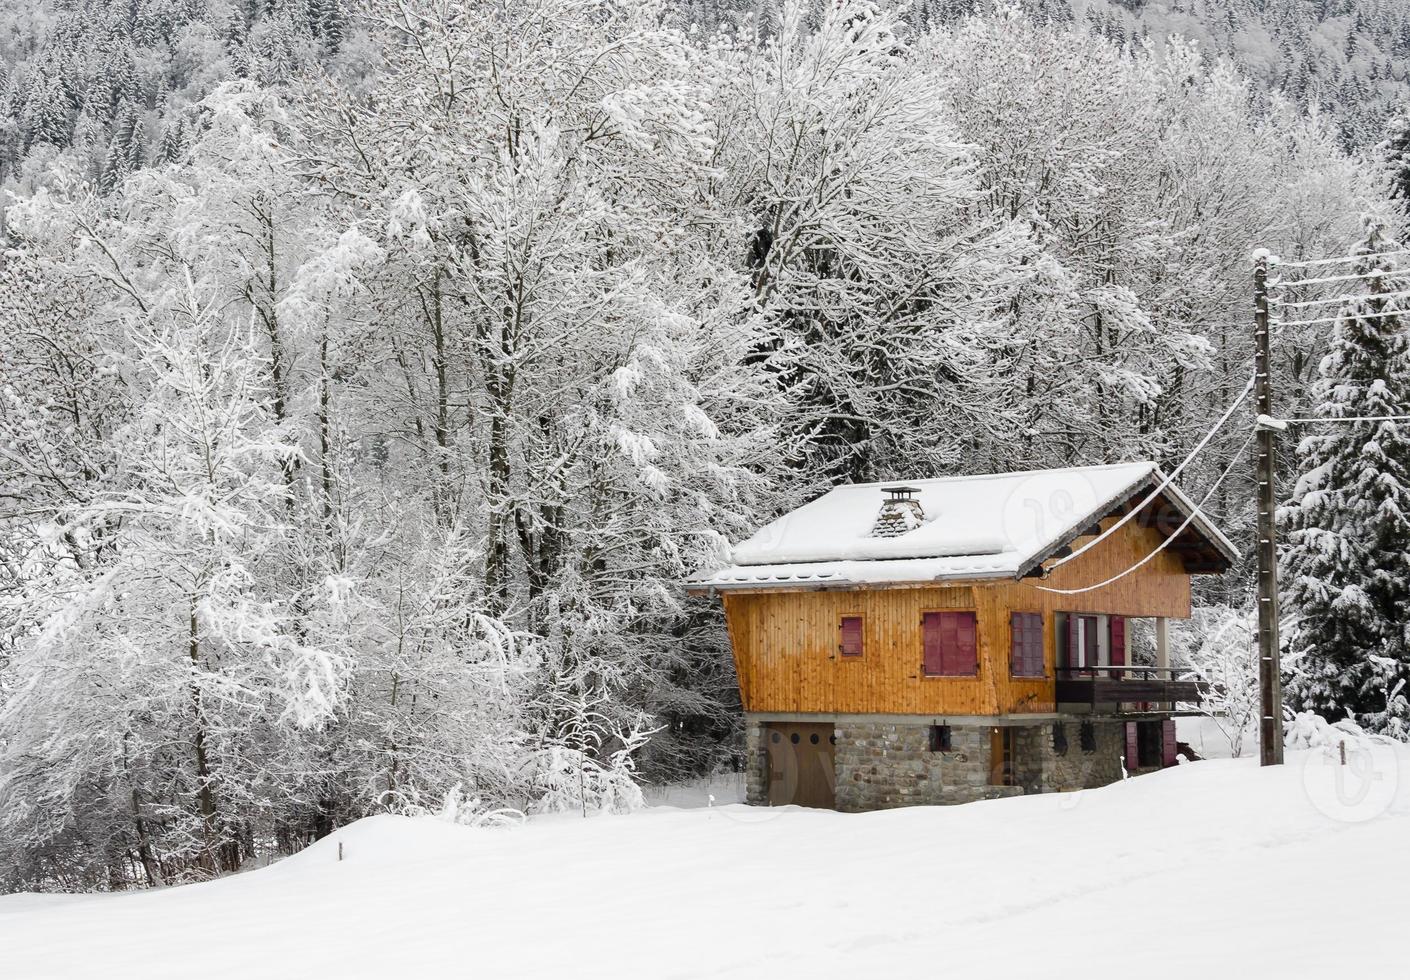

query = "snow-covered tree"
(1281, 219), (1410, 734)
(1180, 606), (1258, 758)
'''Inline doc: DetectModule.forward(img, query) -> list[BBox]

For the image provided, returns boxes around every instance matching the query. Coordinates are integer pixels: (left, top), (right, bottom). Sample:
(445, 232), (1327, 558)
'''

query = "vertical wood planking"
(724, 518), (1193, 715)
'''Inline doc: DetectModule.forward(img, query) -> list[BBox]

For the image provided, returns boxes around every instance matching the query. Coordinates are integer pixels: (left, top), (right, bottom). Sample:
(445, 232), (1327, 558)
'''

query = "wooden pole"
(1253, 252), (1284, 766)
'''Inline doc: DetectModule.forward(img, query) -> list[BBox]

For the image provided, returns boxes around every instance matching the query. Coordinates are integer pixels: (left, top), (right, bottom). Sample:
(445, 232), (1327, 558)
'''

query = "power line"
(1274, 308), (1405, 328)
(1044, 374), (1255, 574)
(1271, 248), (1410, 270)
(1037, 427), (1256, 597)
(1272, 289), (1410, 310)
(1271, 267), (1410, 289)
(1279, 415), (1410, 424)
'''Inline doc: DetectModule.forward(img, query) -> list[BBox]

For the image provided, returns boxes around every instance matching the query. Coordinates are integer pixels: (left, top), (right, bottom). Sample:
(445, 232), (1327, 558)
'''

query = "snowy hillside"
(3, 748), (1404, 979)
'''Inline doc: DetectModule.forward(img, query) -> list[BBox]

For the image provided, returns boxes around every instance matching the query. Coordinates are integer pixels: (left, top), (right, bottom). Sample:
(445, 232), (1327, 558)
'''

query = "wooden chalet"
(690, 462), (1238, 811)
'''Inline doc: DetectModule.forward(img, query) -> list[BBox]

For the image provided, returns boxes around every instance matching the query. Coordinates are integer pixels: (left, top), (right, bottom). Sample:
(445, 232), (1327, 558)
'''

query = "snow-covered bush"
(1180, 606), (1258, 758)
(525, 682), (659, 817)
(1284, 710), (1401, 754)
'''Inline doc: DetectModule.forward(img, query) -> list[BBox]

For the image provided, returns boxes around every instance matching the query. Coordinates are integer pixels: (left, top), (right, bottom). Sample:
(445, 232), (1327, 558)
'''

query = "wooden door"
(764, 723), (836, 809)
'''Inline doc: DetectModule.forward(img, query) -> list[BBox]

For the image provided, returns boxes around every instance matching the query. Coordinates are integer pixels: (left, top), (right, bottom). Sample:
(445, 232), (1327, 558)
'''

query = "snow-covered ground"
(3, 746), (1405, 979)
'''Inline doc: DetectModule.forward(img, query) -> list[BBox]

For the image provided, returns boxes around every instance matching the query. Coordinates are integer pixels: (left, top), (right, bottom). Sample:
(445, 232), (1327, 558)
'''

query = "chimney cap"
(880, 485), (921, 500)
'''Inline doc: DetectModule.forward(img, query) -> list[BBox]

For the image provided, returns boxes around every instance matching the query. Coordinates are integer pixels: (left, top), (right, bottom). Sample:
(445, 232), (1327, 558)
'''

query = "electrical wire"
(1274, 308), (1405, 328)
(1271, 248), (1410, 270)
(1044, 374), (1255, 574)
(1271, 267), (1410, 289)
(1279, 415), (1410, 424)
(1271, 289), (1410, 310)
(1036, 427), (1256, 596)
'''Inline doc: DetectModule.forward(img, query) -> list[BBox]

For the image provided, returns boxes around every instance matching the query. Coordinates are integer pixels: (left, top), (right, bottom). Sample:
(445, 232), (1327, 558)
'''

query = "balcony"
(1054, 666), (1202, 711)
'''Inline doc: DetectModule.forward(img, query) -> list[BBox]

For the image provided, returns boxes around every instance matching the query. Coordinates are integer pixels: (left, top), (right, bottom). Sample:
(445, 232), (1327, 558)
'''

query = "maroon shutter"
(1109, 615), (1126, 680)
(922, 613), (943, 675)
(840, 616), (863, 657)
(1162, 719), (1178, 768)
(956, 612), (978, 676)
(1028, 614), (1044, 676)
(1011, 613), (1043, 677)
(1125, 722), (1139, 773)
(939, 613), (959, 674)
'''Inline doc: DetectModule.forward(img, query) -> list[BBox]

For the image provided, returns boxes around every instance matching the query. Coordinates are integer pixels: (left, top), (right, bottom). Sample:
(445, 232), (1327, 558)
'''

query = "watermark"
(1301, 741), (1400, 823)
(998, 470), (1104, 553)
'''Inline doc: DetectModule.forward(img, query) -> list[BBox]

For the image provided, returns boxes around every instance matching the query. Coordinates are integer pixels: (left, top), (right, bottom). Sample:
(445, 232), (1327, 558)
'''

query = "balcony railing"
(1054, 666), (1202, 708)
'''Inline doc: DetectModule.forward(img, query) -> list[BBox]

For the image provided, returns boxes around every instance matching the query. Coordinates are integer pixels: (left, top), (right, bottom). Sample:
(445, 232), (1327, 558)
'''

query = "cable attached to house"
(1043, 374), (1255, 575)
(1036, 427), (1256, 596)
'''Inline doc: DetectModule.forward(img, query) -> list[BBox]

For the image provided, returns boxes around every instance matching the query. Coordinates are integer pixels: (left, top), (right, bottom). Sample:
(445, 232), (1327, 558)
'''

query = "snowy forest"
(2, 0), (1410, 892)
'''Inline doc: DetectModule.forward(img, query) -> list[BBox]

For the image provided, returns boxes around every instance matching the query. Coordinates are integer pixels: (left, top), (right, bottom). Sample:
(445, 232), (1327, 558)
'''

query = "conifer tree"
(1385, 113), (1410, 205)
(1281, 219), (1410, 733)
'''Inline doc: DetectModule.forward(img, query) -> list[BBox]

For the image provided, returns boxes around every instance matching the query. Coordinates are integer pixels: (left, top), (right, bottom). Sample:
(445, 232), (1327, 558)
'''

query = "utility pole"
(1253, 251), (1284, 766)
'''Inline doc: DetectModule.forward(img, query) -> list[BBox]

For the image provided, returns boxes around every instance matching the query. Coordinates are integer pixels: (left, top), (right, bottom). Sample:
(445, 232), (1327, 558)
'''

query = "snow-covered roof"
(695, 462), (1238, 590)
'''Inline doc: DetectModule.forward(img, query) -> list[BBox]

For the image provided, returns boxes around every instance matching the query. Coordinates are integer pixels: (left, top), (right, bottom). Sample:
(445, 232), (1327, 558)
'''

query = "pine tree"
(1385, 113), (1410, 205)
(1281, 219), (1410, 733)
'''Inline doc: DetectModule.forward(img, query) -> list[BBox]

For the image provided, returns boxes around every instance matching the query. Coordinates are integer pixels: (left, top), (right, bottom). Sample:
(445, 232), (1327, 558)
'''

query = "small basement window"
(839, 615), (864, 658)
(928, 724), (952, 752)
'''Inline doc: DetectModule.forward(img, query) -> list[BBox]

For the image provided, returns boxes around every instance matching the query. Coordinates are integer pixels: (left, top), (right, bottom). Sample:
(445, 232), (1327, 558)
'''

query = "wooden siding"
(722, 517), (1192, 717)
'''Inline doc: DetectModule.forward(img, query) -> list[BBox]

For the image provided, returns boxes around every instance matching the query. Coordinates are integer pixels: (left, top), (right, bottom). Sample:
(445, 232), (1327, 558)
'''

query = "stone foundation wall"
(833, 721), (1021, 812)
(744, 719), (767, 806)
(745, 715), (1129, 811)
(1045, 720), (1126, 791)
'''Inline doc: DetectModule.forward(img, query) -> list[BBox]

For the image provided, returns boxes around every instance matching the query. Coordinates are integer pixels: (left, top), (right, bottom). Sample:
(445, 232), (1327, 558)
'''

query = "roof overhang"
(689, 464), (1239, 594)
(1013, 469), (1240, 581)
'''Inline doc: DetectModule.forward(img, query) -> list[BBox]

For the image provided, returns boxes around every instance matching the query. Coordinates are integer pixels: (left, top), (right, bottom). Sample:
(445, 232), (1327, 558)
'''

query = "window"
(928, 724), (952, 752)
(922, 611), (978, 676)
(1010, 612), (1044, 677)
(839, 615), (864, 658)
(1052, 723), (1068, 756)
(1059, 613), (1102, 672)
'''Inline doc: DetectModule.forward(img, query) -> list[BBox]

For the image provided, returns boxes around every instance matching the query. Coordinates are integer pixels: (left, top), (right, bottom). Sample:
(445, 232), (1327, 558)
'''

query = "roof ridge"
(833, 460), (1156, 492)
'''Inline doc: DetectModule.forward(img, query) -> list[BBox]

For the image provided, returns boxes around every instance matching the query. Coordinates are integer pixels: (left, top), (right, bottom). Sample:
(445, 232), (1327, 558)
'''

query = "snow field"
(3, 746), (1406, 979)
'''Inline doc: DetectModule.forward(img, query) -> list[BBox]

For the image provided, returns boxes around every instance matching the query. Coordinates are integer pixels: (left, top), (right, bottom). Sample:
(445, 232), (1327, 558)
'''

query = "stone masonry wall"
(745, 718), (767, 806)
(833, 722), (1021, 812)
(1044, 720), (1126, 791)
(745, 716), (1128, 811)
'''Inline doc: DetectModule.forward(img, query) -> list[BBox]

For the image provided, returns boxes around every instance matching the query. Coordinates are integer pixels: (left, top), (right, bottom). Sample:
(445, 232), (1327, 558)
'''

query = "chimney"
(871, 486), (924, 538)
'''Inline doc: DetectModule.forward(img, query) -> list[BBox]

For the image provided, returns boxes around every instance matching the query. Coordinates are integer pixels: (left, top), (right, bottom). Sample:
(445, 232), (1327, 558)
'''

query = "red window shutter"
(1162, 719), (1178, 768)
(1125, 722), (1139, 772)
(1028, 613), (1044, 676)
(840, 616), (863, 657)
(922, 613), (943, 675)
(955, 612), (978, 675)
(1109, 615), (1126, 679)
(1011, 613), (1043, 677)
(939, 612), (959, 675)
(927, 612), (977, 676)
